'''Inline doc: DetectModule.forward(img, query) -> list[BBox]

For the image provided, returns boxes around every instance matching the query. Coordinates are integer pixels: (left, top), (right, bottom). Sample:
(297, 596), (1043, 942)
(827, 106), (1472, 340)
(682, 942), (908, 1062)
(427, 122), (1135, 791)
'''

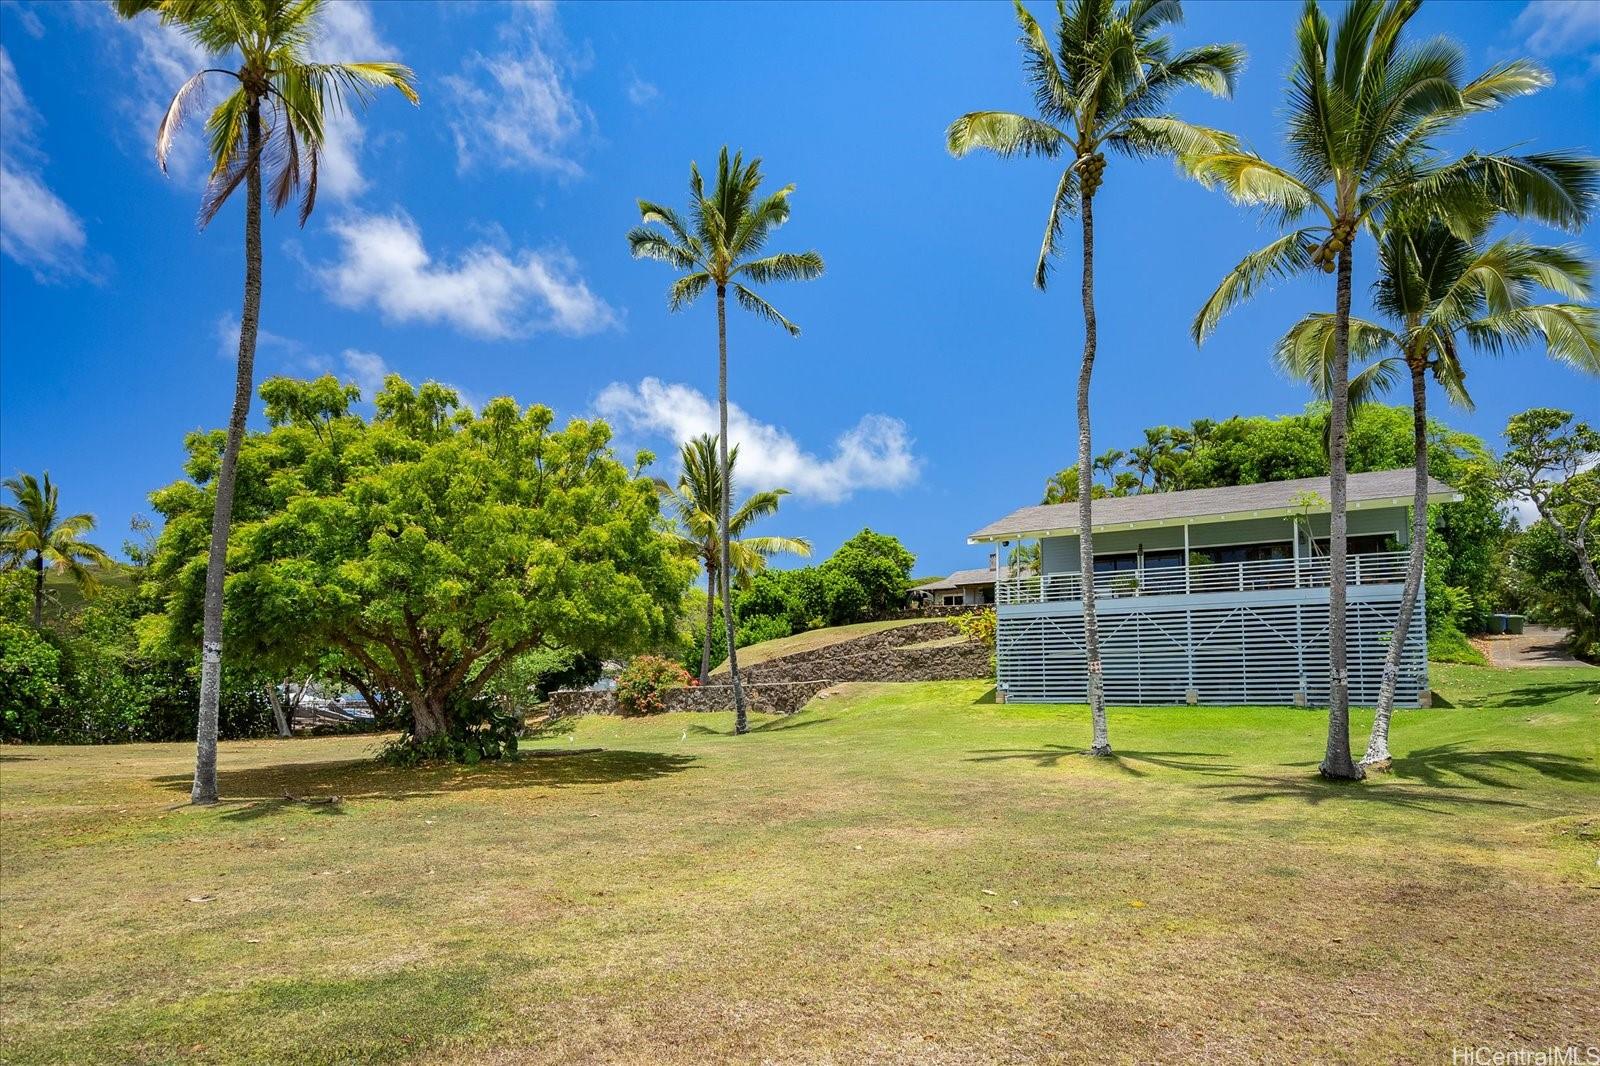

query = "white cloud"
(0, 47), (91, 282)
(341, 349), (391, 398)
(1514, 1), (1600, 84)
(595, 378), (921, 504)
(304, 1), (401, 202)
(15, 7), (44, 39)
(625, 72), (659, 107)
(444, 1), (589, 175)
(315, 211), (616, 339)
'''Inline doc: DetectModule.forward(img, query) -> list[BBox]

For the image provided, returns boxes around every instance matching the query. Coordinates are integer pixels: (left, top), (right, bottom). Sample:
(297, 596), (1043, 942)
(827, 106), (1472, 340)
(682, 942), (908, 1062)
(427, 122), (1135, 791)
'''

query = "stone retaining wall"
(727, 620), (959, 682)
(548, 679), (833, 719)
(740, 637), (991, 685)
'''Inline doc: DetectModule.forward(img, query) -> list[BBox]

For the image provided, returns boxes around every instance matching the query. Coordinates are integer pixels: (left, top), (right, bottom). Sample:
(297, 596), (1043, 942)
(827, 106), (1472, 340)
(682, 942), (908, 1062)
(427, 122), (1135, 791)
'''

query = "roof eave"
(966, 488), (1462, 544)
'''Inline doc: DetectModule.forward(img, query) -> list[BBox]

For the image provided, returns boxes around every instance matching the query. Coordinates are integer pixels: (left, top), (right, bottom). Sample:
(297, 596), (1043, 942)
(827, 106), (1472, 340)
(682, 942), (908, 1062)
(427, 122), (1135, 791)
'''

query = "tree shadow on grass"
(682, 716), (837, 737)
(967, 745), (1238, 776)
(1196, 773), (1528, 814)
(1390, 744), (1600, 790)
(1450, 676), (1600, 709)
(150, 749), (699, 819)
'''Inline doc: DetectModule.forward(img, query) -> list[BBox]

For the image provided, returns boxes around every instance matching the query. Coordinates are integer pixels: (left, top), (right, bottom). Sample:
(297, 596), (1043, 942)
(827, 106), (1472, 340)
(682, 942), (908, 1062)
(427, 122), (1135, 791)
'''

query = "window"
(941, 594), (962, 606)
(1093, 553), (1139, 574)
(1204, 542), (1293, 565)
(1312, 534), (1398, 556)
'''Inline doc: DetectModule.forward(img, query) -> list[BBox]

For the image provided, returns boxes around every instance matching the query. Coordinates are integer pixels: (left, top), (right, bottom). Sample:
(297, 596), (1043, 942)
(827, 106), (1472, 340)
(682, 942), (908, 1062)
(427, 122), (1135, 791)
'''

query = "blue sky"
(1, 0), (1596, 577)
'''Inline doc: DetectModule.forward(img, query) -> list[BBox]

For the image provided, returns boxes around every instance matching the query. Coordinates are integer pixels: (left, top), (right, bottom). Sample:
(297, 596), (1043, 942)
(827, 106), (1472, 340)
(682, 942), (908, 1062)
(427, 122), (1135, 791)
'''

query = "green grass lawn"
(2, 664), (1596, 1064)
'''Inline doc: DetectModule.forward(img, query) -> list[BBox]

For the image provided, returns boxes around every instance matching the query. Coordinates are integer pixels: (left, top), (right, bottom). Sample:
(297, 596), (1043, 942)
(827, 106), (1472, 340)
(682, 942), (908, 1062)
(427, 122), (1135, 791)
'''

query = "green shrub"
(1427, 623), (1487, 666)
(377, 696), (521, 766)
(616, 654), (691, 715)
(0, 620), (66, 742)
(954, 609), (996, 650)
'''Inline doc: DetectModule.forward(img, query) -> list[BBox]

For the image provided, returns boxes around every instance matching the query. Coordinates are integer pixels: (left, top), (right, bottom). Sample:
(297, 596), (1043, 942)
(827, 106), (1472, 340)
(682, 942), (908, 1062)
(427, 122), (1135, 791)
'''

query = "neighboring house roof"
(969, 469), (1458, 543)
(919, 565), (1028, 592)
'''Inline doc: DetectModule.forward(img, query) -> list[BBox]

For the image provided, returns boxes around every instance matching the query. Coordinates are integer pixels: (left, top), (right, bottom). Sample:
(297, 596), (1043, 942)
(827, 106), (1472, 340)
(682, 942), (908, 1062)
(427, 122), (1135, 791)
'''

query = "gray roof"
(969, 468), (1457, 542)
(920, 565), (1026, 591)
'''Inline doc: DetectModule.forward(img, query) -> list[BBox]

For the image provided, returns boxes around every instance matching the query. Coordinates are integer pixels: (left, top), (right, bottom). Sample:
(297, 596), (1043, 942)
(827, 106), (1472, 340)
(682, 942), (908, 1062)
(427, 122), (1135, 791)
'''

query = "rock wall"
(739, 637), (991, 685)
(547, 620), (991, 720)
(548, 679), (833, 719)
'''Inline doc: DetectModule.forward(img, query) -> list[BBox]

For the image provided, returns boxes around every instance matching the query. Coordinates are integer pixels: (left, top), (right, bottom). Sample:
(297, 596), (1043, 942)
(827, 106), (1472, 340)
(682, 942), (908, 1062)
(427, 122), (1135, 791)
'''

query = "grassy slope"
(711, 617), (931, 671)
(2, 664), (1597, 1064)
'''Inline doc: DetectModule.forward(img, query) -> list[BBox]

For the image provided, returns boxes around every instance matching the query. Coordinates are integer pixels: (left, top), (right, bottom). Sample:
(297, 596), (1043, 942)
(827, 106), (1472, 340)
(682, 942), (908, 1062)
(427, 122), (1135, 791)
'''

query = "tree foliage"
(146, 375), (691, 747)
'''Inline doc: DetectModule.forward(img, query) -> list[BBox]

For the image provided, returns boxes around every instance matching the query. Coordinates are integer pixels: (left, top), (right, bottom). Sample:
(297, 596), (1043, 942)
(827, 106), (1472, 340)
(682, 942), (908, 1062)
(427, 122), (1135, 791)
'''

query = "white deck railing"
(997, 550), (1410, 606)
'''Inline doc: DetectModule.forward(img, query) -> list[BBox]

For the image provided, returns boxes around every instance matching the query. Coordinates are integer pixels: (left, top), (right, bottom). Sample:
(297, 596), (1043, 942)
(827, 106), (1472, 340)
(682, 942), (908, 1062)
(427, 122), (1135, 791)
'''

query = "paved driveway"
(1477, 625), (1591, 668)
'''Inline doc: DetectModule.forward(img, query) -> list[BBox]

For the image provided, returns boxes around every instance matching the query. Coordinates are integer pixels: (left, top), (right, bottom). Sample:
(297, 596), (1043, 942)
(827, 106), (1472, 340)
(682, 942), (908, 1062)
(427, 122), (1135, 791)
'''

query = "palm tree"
(658, 435), (812, 683)
(116, 0), (418, 805)
(0, 473), (114, 626)
(1184, 0), (1592, 779)
(628, 148), (824, 734)
(1276, 221), (1598, 768)
(949, 0), (1244, 757)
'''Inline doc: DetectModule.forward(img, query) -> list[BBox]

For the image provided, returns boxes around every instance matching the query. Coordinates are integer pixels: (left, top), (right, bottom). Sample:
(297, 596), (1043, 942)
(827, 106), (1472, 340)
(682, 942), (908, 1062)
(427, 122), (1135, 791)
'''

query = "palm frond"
(947, 111), (1068, 159)
(1192, 228), (1322, 344)
(731, 283), (800, 336)
(734, 251), (824, 286)
(1464, 304), (1600, 373)
(667, 272), (713, 312)
(628, 228), (699, 270)
(1109, 116), (1236, 159)
(1034, 164), (1078, 289)
(1180, 150), (1325, 223)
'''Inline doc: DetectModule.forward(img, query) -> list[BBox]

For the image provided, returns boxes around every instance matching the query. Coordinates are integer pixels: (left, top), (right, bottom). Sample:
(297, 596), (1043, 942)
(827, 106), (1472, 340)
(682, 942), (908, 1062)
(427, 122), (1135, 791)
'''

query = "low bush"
(377, 696), (521, 766)
(616, 655), (691, 715)
(1427, 623), (1488, 666)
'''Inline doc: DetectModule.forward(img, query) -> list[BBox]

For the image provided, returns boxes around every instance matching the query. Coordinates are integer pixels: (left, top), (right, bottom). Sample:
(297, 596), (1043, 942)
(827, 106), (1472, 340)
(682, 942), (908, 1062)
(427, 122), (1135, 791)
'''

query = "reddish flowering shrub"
(615, 655), (691, 715)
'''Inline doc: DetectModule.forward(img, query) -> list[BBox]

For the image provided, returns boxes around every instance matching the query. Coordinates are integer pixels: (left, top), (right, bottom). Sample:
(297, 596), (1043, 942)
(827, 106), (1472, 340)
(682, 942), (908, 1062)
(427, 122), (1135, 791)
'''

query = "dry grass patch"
(2, 664), (1597, 1063)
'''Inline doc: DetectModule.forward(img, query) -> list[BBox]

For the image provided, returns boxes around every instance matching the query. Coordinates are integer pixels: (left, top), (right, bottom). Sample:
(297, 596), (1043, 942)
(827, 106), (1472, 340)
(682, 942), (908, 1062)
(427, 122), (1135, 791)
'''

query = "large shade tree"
(628, 148), (824, 734)
(1276, 223), (1598, 768)
(948, 0), (1244, 756)
(659, 434), (811, 683)
(0, 474), (113, 626)
(1497, 409), (1600, 602)
(147, 376), (690, 746)
(1184, 0), (1592, 778)
(116, 0), (418, 803)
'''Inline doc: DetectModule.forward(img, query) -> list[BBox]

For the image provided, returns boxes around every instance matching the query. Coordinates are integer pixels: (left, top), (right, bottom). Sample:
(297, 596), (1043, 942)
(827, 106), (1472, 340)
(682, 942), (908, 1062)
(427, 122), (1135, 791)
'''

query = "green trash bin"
(1489, 614), (1508, 634)
(1506, 614), (1526, 635)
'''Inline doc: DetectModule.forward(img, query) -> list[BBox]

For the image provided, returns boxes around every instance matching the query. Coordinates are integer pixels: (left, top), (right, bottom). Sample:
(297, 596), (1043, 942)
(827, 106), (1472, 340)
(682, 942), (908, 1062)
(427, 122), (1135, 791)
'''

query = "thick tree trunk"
(1321, 240), (1362, 780)
(412, 696), (449, 741)
(1078, 190), (1109, 757)
(716, 285), (748, 732)
(700, 567), (714, 683)
(1363, 356), (1429, 770)
(191, 98), (263, 805)
(31, 554), (43, 626)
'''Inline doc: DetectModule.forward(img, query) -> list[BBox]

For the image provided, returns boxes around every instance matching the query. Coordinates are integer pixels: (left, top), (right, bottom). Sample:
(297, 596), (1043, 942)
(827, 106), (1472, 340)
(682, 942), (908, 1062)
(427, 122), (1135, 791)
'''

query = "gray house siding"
(998, 504), (1427, 707)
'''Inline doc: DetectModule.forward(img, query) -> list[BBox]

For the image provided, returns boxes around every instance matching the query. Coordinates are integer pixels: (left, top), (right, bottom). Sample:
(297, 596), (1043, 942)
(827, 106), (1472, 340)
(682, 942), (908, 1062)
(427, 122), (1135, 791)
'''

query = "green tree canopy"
(147, 374), (691, 741)
(821, 529), (917, 620)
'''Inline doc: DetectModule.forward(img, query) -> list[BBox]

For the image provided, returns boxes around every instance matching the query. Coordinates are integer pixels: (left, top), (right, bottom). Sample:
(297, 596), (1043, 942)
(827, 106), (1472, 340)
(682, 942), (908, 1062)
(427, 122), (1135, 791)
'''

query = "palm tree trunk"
(1078, 191), (1110, 757)
(700, 566), (714, 683)
(192, 97), (263, 805)
(716, 285), (748, 733)
(1363, 355), (1429, 770)
(30, 553), (43, 627)
(1321, 240), (1362, 781)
